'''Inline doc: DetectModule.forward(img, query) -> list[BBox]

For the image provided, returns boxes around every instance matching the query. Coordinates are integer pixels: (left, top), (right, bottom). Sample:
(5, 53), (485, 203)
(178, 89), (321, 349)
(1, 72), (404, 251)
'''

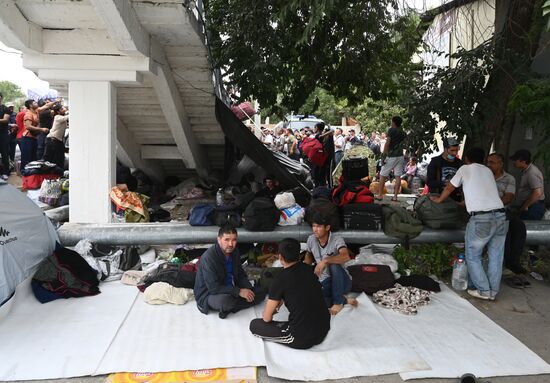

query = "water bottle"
(216, 188), (224, 206)
(452, 253), (468, 291)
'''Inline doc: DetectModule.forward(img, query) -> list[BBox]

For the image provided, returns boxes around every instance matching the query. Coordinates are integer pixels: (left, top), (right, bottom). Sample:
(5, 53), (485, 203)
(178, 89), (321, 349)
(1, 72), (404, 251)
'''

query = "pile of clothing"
(21, 160), (64, 190)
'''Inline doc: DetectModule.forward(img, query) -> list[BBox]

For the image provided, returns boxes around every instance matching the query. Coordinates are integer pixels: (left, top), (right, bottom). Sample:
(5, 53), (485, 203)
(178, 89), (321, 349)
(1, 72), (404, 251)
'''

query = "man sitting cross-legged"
(194, 224), (266, 319)
(249, 238), (330, 349)
(304, 213), (358, 315)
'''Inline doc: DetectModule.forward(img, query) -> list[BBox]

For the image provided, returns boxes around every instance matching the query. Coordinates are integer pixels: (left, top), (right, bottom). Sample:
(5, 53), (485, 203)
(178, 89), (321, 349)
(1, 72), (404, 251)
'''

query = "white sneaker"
(467, 289), (490, 300)
(0, 175), (8, 181)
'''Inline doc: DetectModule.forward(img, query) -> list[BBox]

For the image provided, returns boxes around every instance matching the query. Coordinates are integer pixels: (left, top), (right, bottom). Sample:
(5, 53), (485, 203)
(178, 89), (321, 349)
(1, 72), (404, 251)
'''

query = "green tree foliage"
(204, 0), (421, 114)
(405, 43), (494, 154)
(509, 78), (550, 170)
(0, 81), (25, 104)
(300, 88), (405, 133)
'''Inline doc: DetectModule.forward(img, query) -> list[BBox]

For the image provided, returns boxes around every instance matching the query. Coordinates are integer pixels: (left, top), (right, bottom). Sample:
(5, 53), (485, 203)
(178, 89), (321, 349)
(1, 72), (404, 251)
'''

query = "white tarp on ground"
(377, 284), (550, 380)
(94, 291), (266, 375)
(0, 181), (58, 305)
(260, 293), (430, 380)
(0, 279), (139, 381)
(1, 278), (550, 381)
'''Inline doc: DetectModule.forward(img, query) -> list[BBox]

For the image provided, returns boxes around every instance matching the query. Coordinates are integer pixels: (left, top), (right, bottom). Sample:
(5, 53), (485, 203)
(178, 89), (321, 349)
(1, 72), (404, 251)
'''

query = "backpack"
(347, 264), (395, 295)
(242, 197), (280, 231)
(414, 195), (464, 229)
(382, 205), (423, 240)
(210, 210), (242, 227)
(300, 137), (328, 166)
(332, 179), (374, 207)
(304, 198), (341, 232)
(188, 203), (216, 226)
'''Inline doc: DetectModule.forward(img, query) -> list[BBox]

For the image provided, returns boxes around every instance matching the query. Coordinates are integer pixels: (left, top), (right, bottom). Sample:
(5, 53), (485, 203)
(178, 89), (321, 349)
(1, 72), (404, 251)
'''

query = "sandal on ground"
(390, 197), (398, 202)
(504, 276), (525, 289)
(518, 275), (532, 288)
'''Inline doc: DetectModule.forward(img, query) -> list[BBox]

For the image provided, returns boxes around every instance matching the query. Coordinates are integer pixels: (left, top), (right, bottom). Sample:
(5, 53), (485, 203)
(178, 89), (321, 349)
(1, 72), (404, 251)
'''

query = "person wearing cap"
(486, 153), (530, 288)
(510, 149), (545, 220)
(249, 238), (330, 349)
(376, 116), (407, 202)
(43, 103), (69, 168)
(432, 147), (508, 301)
(426, 136), (463, 200)
(0, 93), (11, 180)
(261, 127), (274, 149)
(304, 213), (358, 315)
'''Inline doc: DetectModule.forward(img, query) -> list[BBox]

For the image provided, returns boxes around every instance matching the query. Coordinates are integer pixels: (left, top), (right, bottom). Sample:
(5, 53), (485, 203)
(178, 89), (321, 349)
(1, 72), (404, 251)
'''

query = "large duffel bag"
(347, 264), (395, 295)
(242, 197), (280, 231)
(188, 203), (216, 226)
(342, 203), (383, 230)
(382, 205), (423, 240)
(304, 198), (341, 231)
(342, 157), (369, 181)
(414, 195), (463, 229)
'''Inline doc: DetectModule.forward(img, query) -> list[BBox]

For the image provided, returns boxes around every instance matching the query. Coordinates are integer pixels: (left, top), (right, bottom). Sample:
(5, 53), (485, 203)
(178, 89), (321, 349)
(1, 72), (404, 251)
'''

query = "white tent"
(0, 181), (58, 305)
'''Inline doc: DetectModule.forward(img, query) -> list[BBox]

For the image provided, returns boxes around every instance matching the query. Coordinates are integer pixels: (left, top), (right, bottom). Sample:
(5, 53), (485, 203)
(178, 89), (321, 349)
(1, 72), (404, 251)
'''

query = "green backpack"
(414, 195), (464, 229)
(382, 205), (423, 240)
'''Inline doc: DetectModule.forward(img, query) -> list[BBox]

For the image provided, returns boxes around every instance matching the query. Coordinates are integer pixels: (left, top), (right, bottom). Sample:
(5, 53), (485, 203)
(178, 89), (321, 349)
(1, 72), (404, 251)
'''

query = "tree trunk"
(465, 0), (543, 155)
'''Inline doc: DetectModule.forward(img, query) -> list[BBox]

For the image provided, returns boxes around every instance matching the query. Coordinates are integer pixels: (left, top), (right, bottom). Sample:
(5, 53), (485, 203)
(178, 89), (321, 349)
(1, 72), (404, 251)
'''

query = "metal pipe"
(45, 205), (69, 222)
(57, 222), (550, 246)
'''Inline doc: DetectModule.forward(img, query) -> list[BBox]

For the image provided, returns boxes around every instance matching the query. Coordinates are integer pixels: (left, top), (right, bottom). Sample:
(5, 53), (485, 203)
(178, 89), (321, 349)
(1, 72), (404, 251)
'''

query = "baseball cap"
(509, 149), (531, 162)
(443, 137), (460, 148)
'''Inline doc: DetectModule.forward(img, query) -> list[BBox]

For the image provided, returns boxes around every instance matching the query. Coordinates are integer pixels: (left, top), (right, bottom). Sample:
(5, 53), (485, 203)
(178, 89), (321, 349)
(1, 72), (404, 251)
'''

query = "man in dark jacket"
(194, 224), (266, 318)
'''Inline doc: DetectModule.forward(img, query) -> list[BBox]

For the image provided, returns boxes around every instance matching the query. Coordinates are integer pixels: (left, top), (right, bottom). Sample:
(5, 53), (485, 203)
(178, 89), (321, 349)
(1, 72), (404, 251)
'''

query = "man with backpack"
(304, 213), (358, 315)
(194, 224), (266, 318)
(249, 238), (330, 349)
(431, 147), (508, 301)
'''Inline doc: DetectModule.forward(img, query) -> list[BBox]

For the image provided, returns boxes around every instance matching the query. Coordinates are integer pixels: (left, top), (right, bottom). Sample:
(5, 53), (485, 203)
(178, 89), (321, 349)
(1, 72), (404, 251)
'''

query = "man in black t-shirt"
(426, 137), (463, 200)
(37, 100), (54, 159)
(250, 238), (330, 349)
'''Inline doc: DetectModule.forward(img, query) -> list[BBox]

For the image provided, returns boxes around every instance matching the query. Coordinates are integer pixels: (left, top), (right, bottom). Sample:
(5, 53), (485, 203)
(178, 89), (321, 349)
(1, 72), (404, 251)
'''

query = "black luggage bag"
(342, 203), (383, 230)
(342, 157), (369, 181)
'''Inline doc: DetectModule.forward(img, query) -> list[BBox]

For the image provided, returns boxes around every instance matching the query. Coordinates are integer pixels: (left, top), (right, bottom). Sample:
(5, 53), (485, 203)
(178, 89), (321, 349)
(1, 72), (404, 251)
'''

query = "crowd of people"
(0, 93), (69, 180)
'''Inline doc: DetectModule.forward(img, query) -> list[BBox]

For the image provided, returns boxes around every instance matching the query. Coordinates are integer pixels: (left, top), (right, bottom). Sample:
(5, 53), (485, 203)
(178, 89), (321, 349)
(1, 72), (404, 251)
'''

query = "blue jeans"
(321, 264), (352, 306)
(519, 200), (545, 220)
(465, 212), (508, 297)
(334, 151), (344, 166)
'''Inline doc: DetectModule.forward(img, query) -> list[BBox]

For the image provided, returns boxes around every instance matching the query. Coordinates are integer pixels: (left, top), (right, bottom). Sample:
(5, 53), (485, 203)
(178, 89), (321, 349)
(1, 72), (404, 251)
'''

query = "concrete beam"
(150, 40), (210, 177)
(0, 1), (42, 53)
(141, 145), (180, 160)
(24, 54), (153, 72)
(42, 29), (120, 55)
(37, 69), (142, 83)
(90, 0), (150, 57)
(116, 118), (165, 183)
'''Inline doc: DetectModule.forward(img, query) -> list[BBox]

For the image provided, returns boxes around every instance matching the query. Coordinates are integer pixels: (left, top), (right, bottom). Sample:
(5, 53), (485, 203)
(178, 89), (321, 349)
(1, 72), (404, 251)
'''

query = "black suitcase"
(342, 157), (369, 181)
(342, 203), (383, 230)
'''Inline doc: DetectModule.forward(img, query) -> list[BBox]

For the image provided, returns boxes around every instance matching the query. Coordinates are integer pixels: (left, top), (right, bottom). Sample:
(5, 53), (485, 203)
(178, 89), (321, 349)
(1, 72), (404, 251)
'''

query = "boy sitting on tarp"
(250, 238), (330, 349)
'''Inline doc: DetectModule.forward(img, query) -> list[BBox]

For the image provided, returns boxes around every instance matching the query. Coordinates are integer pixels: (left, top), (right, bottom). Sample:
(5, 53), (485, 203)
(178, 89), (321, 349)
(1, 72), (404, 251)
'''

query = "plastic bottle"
(216, 188), (224, 206)
(452, 253), (468, 290)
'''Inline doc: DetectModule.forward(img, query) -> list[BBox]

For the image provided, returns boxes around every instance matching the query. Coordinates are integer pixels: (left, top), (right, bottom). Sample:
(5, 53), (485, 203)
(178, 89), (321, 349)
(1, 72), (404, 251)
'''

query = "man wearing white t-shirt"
(431, 147), (508, 301)
(333, 128), (345, 165)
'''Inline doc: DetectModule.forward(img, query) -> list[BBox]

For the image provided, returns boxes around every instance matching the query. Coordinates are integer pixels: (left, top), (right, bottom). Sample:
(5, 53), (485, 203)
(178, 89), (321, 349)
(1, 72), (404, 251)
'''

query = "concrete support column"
(68, 81), (116, 223)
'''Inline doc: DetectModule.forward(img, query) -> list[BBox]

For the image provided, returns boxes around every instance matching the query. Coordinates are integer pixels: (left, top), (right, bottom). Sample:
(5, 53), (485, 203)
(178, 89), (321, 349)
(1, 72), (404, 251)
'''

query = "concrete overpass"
(0, 0), (224, 223)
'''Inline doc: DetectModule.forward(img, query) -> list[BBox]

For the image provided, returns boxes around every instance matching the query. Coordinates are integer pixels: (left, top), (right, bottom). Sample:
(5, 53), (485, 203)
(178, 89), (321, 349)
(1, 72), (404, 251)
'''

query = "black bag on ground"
(242, 197), (280, 231)
(210, 210), (242, 227)
(342, 157), (369, 181)
(341, 203), (383, 230)
(141, 263), (196, 289)
(304, 198), (341, 232)
(347, 264), (395, 295)
(414, 195), (463, 229)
